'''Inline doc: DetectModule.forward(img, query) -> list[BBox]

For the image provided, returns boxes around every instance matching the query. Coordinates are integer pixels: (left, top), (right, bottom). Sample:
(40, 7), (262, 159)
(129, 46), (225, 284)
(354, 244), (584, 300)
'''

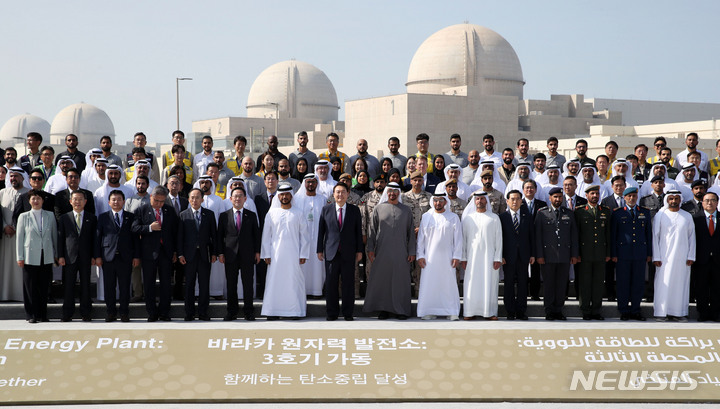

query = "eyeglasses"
(30, 176), (43, 181)
(655, 144), (666, 148)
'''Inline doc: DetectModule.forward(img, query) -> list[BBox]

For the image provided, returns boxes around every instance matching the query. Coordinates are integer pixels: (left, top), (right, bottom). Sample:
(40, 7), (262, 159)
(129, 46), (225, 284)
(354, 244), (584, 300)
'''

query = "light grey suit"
(16, 210), (57, 265)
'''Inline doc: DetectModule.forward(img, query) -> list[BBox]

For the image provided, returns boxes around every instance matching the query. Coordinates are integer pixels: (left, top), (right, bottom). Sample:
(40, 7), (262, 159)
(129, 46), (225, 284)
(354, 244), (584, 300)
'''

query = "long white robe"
(0, 186), (29, 300)
(260, 206), (309, 316)
(295, 194), (326, 295)
(461, 210), (503, 317)
(316, 177), (337, 200)
(416, 210), (463, 317)
(652, 209), (696, 317)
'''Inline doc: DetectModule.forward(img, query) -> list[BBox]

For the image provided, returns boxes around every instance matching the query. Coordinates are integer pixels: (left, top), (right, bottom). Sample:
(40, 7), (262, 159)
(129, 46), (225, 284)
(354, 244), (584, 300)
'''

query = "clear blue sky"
(1, 0), (718, 146)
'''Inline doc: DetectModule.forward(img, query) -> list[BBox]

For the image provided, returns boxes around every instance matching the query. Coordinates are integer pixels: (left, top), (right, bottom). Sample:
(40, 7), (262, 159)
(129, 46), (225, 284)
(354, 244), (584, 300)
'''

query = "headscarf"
(352, 169), (372, 195)
(437, 163), (471, 201)
(607, 159), (638, 189)
(44, 155), (77, 194)
(80, 148), (103, 189)
(576, 164), (602, 198)
(314, 160), (337, 199)
(291, 157), (309, 182)
(329, 156), (343, 182)
(378, 182), (403, 205)
(674, 163), (700, 186)
(432, 155), (446, 181)
(124, 159), (158, 195)
(659, 189), (683, 212)
(8, 166), (30, 189)
(294, 173), (318, 201)
(426, 186), (451, 214)
(639, 163), (678, 198)
(462, 190), (489, 220)
(504, 162), (535, 196)
(270, 182), (297, 209)
(562, 159), (581, 178)
(535, 164), (564, 188)
(470, 160), (506, 192)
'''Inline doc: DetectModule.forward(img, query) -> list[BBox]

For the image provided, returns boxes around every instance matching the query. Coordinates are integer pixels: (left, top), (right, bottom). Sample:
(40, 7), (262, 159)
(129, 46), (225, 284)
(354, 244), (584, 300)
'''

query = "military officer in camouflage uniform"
(477, 169), (506, 214)
(402, 170), (432, 296)
(358, 174), (387, 298)
(444, 178), (467, 218)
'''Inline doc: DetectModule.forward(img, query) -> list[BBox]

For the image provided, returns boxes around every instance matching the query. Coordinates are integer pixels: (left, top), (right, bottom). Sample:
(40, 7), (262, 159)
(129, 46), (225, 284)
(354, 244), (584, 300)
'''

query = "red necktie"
(338, 207), (343, 230)
(710, 215), (715, 236)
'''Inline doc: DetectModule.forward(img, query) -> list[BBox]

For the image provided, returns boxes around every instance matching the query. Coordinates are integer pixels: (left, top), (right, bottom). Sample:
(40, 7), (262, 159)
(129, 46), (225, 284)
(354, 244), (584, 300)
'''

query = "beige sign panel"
(1, 329), (719, 403)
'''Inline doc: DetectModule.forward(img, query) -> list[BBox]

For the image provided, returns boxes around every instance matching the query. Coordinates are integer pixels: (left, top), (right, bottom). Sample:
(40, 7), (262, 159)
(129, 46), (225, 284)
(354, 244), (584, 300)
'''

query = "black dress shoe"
(223, 315), (237, 321)
(147, 315), (158, 322)
(62, 317), (72, 322)
(326, 316), (338, 321)
(266, 316), (279, 321)
(632, 313), (646, 321)
(28, 318), (38, 324)
(507, 313), (516, 320)
(555, 313), (567, 321)
(531, 296), (541, 301)
(105, 315), (117, 322)
(184, 316), (194, 321)
(545, 314), (555, 321)
(199, 315), (211, 321)
(582, 314), (592, 320)
(397, 314), (408, 320)
(592, 314), (605, 321)
(120, 315), (130, 322)
(620, 313), (630, 321)
(159, 316), (171, 322)
(378, 311), (389, 320)
(245, 314), (255, 321)
(344, 316), (354, 321)
(82, 316), (92, 322)
(517, 313), (529, 321)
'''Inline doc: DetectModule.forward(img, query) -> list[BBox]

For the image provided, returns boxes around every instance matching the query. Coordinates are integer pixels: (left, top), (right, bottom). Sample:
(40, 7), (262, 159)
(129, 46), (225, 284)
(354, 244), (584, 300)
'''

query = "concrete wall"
(588, 98), (720, 126)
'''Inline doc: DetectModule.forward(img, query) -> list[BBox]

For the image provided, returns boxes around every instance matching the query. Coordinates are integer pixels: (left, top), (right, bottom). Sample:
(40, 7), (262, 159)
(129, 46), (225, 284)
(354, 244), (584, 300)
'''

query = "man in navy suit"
(218, 186), (261, 321)
(166, 175), (189, 301)
(95, 189), (139, 322)
(611, 186), (652, 321)
(132, 185), (178, 321)
(499, 190), (535, 320)
(402, 155), (440, 193)
(692, 191), (720, 321)
(178, 188), (217, 321)
(57, 191), (97, 322)
(317, 183), (364, 321)
(521, 179), (547, 301)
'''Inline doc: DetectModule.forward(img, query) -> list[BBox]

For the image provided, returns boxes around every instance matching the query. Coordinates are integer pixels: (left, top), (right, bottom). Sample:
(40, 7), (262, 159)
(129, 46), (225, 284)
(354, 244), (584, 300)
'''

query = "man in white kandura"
(294, 173), (327, 297)
(260, 183), (309, 320)
(461, 191), (503, 320)
(652, 190), (696, 322)
(416, 190), (463, 320)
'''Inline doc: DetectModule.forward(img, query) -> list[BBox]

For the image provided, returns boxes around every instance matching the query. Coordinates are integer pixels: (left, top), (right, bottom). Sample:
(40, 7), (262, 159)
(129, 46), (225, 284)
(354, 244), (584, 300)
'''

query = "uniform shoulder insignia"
(613, 207), (622, 212)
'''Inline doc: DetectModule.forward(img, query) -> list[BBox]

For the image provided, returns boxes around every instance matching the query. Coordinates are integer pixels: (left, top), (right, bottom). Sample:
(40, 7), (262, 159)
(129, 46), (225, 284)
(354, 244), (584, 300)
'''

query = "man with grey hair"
(132, 185), (178, 321)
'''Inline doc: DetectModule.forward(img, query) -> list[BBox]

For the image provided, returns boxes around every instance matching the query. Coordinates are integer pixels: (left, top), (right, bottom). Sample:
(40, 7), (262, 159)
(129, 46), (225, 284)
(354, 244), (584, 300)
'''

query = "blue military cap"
(622, 186), (638, 196)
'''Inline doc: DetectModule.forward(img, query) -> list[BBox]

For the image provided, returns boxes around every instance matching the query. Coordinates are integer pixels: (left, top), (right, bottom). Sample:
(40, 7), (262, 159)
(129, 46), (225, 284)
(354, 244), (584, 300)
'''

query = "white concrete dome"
(246, 60), (339, 123)
(49, 103), (115, 151)
(0, 114), (51, 144)
(406, 23), (524, 98)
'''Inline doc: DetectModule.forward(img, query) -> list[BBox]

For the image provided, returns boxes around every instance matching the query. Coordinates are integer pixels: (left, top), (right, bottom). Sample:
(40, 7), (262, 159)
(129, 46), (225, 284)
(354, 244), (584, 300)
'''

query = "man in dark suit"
(219, 186), (261, 321)
(611, 186), (652, 321)
(693, 191), (720, 321)
(562, 176), (586, 210)
(57, 191), (97, 321)
(521, 179), (547, 301)
(639, 176), (665, 218)
(402, 155), (440, 193)
(534, 187), (579, 320)
(177, 188), (217, 321)
(95, 189), (139, 322)
(54, 168), (95, 219)
(253, 171), (279, 299)
(601, 176), (627, 209)
(317, 183), (363, 321)
(132, 185), (178, 321)
(681, 179), (706, 217)
(574, 185), (612, 320)
(500, 189), (534, 320)
(166, 175), (189, 301)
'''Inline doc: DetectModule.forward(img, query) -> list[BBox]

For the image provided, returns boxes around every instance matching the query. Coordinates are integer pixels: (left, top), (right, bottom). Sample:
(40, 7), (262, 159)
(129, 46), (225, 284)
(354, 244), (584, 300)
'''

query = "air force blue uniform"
(611, 205), (652, 315)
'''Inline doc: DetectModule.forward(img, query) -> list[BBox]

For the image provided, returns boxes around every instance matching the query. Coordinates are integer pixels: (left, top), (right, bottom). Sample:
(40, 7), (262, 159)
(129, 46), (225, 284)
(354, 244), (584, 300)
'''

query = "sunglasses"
(30, 176), (44, 181)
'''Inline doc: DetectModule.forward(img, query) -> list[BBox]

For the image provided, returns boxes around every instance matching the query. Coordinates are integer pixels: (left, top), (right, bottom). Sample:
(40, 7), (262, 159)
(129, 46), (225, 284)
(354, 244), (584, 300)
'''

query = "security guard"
(574, 185), (611, 320)
(611, 186), (652, 321)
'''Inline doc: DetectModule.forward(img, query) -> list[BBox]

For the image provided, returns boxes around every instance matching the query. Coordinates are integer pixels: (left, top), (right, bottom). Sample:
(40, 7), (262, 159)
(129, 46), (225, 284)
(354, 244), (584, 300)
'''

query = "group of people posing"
(0, 129), (717, 323)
